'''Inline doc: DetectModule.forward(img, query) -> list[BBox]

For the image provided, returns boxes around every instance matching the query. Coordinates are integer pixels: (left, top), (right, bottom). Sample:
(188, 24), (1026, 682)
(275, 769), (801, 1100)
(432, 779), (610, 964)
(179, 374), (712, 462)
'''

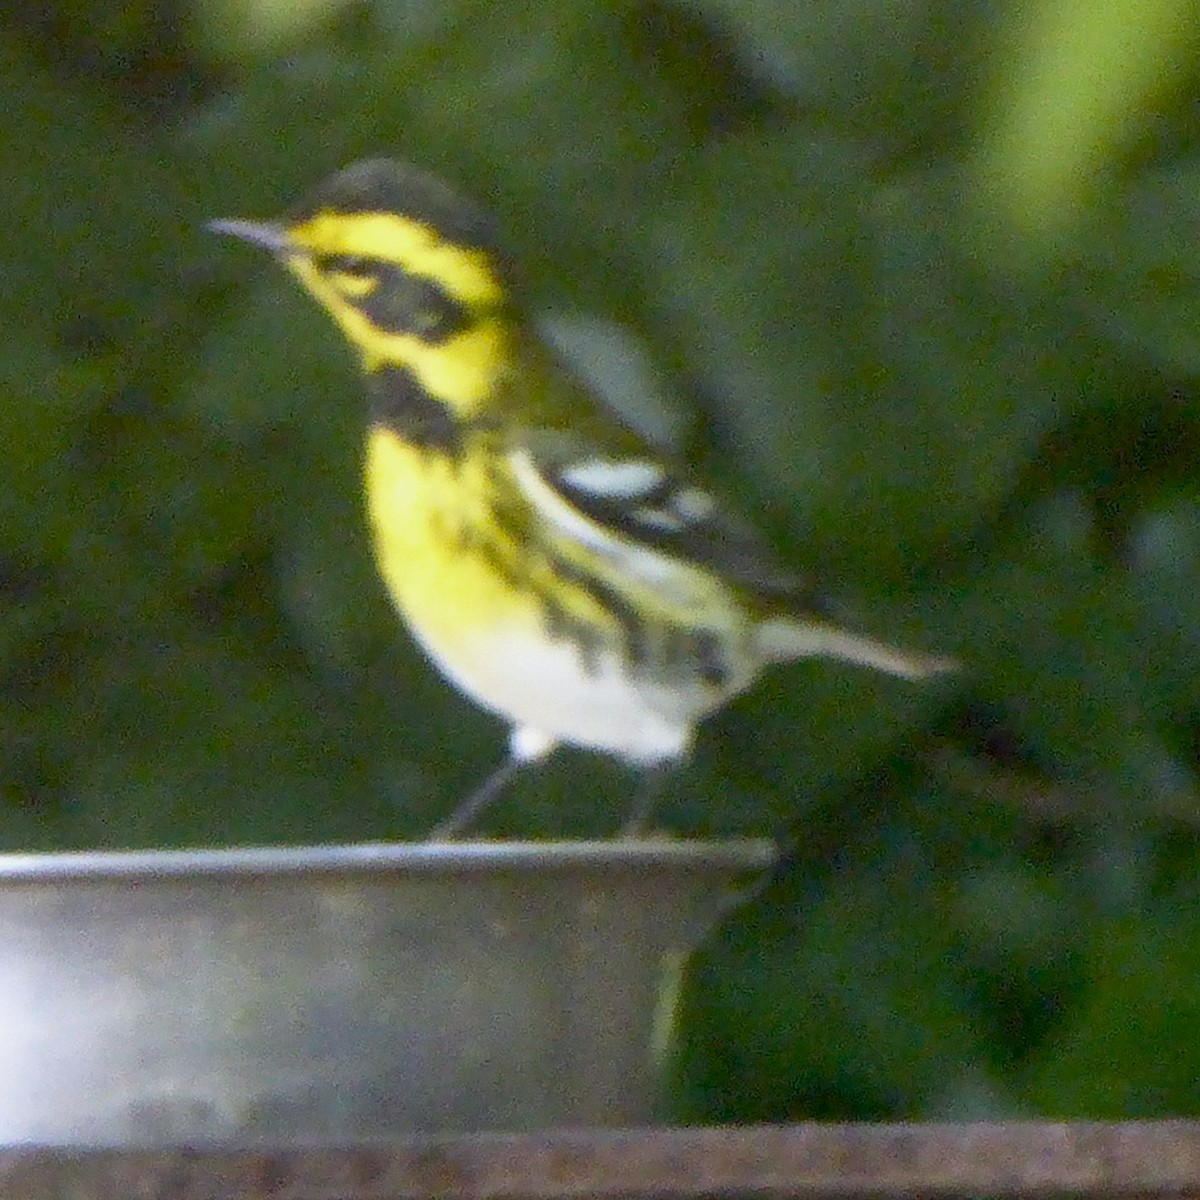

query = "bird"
(210, 157), (954, 837)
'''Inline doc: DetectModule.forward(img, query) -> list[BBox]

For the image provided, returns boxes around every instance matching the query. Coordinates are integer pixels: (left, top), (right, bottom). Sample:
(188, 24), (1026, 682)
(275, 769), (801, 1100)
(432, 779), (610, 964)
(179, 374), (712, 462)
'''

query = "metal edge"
(0, 839), (778, 882)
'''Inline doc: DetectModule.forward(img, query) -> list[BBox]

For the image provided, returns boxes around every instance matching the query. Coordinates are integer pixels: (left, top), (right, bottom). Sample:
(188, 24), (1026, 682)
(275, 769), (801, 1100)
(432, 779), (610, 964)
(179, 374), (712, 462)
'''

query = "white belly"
(415, 619), (727, 766)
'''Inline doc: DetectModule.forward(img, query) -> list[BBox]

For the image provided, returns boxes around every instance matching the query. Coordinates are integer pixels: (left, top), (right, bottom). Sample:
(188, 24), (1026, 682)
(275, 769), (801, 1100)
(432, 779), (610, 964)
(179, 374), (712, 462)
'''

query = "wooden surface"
(3, 1122), (1200, 1199)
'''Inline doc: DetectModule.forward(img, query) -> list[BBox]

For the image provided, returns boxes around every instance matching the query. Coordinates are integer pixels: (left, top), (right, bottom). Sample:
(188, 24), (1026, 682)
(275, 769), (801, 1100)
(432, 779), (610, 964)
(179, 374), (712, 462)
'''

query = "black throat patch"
(366, 365), (461, 453)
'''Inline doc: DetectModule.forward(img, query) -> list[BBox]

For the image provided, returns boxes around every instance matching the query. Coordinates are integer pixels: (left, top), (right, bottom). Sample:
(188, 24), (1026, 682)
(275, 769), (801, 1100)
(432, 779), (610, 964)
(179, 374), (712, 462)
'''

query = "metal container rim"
(0, 839), (777, 882)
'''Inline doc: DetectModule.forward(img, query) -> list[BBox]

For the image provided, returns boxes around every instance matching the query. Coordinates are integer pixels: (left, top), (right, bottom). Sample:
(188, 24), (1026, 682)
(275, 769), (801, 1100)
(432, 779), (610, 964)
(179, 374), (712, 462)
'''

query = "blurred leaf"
(1024, 911), (1200, 1115)
(64, 621), (385, 847)
(675, 835), (992, 1121)
(1071, 160), (1200, 373)
(678, 0), (995, 153)
(646, 131), (1098, 582)
(950, 861), (1086, 1072)
(960, 493), (1194, 813)
(1130, 498), (1200, 661)
(681, 0), (932, 100)
(972, 0), (1200, 251)
(185, 272), (354, 436)
(192, 0), (359, 60)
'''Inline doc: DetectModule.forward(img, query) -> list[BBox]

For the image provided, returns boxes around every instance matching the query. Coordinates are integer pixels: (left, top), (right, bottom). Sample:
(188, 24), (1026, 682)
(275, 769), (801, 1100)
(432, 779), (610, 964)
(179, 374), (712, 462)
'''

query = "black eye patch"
(315, 252), (374, 278)
(357, 265), (473, 342)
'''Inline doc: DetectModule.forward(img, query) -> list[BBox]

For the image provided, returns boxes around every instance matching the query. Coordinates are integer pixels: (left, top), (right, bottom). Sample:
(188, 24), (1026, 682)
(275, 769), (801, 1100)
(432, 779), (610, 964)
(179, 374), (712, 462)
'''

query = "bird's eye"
(318, 253), (373, 277)
(314, 253), (380, 298)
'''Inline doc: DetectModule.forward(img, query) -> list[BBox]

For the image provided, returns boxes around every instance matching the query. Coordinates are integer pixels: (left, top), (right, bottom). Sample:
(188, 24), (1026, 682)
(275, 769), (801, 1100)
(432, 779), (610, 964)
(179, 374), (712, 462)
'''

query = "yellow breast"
(363, 427), (544, 653)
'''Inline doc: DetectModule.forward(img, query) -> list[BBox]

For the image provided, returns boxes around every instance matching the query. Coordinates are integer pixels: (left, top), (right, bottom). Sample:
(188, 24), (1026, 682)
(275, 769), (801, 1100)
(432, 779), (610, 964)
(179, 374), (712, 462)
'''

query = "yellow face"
(279, 210), (513, 418)
(211, 159), (515, 422)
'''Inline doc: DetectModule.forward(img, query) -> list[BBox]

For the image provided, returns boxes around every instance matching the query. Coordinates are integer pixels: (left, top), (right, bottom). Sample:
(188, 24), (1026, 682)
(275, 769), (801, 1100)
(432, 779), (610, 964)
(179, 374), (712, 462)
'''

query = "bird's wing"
(509, 429), (822, 605)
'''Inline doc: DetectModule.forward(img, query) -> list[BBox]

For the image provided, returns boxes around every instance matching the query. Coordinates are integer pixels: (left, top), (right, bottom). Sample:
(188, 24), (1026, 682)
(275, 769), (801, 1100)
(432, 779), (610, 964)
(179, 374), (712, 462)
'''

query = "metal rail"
(2, 1122), (1200, 1200)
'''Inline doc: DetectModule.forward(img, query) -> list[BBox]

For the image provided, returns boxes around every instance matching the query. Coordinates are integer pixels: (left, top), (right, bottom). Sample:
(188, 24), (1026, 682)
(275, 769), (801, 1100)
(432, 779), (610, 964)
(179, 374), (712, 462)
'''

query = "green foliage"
(2, 0), (1199, 1122)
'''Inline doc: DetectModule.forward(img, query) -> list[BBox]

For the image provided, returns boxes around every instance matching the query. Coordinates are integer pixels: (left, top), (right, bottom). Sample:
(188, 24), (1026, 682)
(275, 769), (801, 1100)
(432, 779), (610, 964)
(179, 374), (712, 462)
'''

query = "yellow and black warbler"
(211, 158), (953, 837)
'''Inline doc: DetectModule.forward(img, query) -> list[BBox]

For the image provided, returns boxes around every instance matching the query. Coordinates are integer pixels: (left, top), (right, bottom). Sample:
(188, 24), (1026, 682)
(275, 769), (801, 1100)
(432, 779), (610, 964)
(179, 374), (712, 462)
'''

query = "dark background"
(4, 0), (1200, 1121)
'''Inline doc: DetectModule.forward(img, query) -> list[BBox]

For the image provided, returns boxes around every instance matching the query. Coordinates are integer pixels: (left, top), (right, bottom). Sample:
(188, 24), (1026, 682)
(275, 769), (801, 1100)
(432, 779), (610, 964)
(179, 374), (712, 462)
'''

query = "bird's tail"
(756, 616), (957, 680)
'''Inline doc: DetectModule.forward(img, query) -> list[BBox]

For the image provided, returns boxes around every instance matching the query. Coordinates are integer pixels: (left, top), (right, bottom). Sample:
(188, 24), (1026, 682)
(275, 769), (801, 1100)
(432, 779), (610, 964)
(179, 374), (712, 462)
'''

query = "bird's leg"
(426, 726), (555, 841)
(426, 755), (521, 841)
(620, 761), (677, 837)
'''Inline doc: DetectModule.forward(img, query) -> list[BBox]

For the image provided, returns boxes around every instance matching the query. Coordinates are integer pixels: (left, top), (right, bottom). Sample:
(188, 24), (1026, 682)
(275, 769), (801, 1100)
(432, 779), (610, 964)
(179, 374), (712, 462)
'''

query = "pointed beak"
(206, 218), (293, 254)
